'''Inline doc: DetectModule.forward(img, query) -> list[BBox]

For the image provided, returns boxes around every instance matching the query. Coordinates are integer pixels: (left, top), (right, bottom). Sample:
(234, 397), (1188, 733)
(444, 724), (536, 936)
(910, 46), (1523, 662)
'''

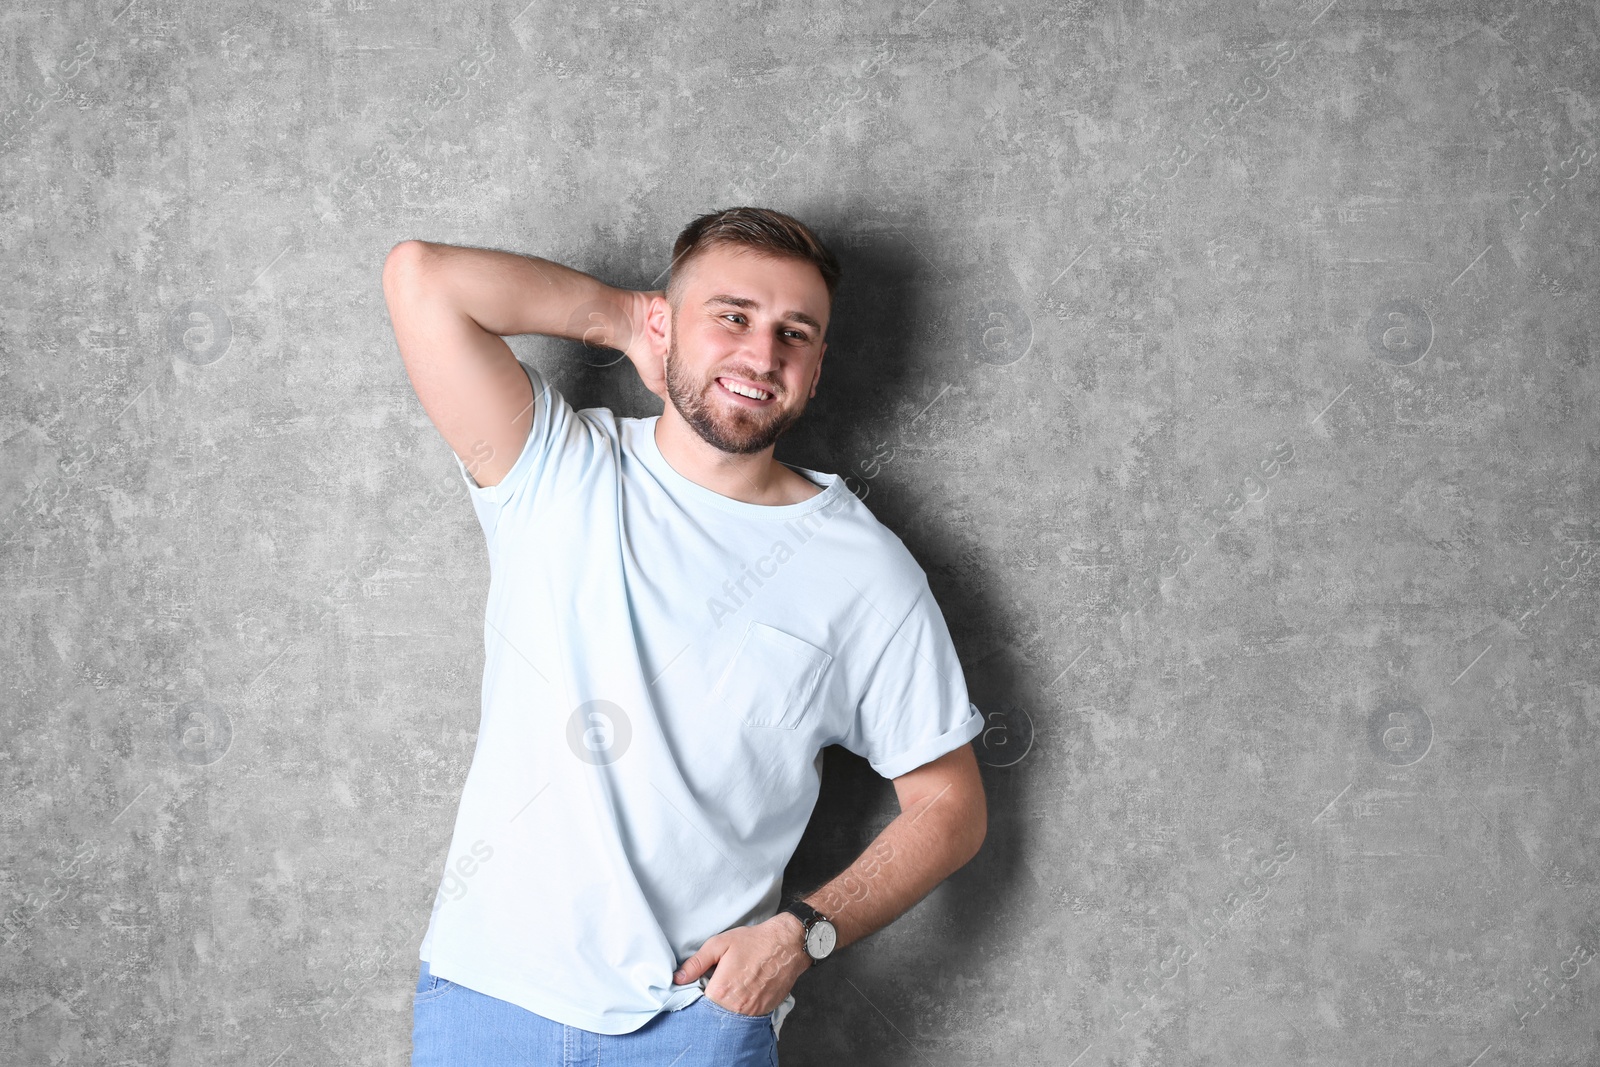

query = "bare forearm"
(792, 790), (983, 955)
(674, 771), (984, 1014)
(394, 240), (633, 346)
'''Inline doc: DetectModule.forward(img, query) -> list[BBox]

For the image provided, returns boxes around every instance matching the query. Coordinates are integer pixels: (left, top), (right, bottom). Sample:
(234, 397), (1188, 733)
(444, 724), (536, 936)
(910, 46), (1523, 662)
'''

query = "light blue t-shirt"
(418, 357), (984, 1036)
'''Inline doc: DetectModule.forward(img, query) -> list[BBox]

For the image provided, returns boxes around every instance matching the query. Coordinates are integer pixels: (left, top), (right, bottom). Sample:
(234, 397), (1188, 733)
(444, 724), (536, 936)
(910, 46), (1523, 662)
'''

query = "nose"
(733, 329), (783, 384)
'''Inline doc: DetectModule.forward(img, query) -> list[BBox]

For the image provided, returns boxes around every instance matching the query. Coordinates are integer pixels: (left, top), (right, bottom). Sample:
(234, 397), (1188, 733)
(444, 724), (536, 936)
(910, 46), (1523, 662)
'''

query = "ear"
(809, 341), (826, 398)
(645, 292), (671, 359)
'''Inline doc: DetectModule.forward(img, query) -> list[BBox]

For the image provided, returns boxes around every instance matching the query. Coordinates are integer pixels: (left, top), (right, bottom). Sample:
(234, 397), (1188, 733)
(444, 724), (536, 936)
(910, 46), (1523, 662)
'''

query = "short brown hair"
(665, 206), (841, 312)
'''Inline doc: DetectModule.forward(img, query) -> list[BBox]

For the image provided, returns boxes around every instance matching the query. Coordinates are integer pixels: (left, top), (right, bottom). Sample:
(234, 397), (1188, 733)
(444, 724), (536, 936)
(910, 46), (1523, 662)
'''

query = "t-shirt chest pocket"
(708, 621), (833, 730)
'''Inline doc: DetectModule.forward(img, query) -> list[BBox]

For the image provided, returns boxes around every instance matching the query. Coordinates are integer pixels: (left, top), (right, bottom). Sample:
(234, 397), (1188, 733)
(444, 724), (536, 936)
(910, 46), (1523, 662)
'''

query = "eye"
(720, 313), (810, 343)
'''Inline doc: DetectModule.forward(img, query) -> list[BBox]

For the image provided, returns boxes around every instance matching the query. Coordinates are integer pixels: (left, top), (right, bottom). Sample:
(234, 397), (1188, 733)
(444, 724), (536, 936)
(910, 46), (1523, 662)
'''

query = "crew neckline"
(632, 416), (844, 521)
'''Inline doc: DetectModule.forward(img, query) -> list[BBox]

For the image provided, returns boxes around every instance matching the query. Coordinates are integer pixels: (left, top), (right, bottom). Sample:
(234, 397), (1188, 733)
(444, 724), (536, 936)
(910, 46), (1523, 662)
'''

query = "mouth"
(714, 376), (777, 406)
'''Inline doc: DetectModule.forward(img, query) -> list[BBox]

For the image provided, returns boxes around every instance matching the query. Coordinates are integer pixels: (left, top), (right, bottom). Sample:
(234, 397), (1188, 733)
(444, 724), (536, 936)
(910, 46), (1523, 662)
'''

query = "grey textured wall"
(4, 0), (1598, 1064)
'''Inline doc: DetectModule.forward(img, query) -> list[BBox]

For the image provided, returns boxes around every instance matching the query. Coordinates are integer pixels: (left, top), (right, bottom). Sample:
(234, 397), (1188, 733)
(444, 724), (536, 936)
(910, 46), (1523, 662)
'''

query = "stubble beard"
(663, 329), (805, 456)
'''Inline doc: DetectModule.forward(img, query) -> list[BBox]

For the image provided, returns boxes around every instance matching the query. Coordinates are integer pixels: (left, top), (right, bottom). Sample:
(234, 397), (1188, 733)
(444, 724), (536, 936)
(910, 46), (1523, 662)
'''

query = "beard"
(663, 329), (806, 456)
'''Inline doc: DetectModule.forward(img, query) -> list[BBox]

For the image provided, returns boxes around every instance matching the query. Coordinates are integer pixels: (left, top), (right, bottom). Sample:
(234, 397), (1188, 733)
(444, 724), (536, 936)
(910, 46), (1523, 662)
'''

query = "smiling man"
(382, 206), (986, 1066)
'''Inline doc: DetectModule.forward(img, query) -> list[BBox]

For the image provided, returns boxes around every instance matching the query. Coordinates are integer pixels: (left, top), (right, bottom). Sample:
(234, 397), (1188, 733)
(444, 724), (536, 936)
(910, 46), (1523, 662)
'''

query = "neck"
(653, 410), (819, 507)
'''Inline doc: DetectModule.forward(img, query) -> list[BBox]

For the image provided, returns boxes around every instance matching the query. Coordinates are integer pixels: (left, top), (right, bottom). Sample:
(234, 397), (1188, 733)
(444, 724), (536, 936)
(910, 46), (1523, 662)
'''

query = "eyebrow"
(703, 294), (823, 335)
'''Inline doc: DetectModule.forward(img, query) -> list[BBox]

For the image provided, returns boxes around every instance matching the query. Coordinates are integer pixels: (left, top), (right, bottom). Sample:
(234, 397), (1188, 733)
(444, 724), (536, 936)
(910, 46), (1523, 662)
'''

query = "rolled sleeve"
(842, 583), (984, 780)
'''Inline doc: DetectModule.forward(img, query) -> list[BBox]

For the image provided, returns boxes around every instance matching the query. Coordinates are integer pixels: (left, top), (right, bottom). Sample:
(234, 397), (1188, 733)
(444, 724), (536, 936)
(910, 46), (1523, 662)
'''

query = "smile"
(715, 377), (775, 403)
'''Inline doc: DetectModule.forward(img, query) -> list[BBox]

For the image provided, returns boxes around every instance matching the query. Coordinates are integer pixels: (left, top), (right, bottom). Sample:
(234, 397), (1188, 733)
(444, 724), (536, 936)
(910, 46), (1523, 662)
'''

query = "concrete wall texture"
(3, 0), (1597, 1063)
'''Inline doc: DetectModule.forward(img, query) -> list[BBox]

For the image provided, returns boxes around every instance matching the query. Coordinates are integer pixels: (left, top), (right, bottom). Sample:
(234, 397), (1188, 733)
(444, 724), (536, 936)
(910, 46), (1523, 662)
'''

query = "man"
(382, 206), (987, 1066)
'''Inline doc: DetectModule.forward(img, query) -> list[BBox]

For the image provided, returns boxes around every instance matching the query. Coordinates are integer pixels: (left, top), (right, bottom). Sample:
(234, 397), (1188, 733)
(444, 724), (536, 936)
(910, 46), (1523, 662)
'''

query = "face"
(663, 243), (830, 456)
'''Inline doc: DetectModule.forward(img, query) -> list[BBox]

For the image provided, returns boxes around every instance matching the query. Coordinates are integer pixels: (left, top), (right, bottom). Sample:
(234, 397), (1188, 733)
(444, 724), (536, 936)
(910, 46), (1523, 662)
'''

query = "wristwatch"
(780, 899), (837, 966)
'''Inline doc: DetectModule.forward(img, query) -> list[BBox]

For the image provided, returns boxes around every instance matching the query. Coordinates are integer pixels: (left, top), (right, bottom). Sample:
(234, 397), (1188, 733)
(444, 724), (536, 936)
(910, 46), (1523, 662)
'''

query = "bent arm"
(669, 741), (986, 1012)
(384, 240), (635, 343)
(380, 240), (654, 488)
(786, 743), (987, 955)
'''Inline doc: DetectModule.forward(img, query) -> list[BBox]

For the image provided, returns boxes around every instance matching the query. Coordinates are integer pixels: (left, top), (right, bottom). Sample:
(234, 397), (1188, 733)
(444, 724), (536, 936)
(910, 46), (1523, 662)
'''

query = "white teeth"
(721, 379), (771, 400)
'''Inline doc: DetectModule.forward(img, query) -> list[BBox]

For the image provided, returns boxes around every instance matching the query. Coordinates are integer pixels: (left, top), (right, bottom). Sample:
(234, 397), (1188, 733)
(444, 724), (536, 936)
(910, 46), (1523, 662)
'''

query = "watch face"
(806, 919), (837, 958)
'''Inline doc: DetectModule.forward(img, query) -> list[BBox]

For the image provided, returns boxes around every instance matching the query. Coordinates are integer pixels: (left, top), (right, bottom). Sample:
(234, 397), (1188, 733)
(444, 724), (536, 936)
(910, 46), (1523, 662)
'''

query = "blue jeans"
(411, 959), (780, 1066)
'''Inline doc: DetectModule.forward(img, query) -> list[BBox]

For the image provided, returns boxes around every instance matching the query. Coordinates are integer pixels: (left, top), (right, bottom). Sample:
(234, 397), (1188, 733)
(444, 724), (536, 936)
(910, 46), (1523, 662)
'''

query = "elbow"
(964, 810), (987, 865)
(382, 239), (432, 294)
(954, 795), (986, 867)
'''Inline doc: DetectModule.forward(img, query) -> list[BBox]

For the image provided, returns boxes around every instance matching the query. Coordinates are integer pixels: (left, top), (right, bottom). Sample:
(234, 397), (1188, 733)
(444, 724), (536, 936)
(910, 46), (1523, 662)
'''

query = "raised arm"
(380, 240), (664, 488)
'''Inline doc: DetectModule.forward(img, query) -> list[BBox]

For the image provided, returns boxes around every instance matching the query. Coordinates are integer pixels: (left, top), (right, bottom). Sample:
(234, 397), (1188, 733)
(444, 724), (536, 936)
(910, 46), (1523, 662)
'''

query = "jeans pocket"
(701, 993), (775, 1023)
(414, 961), (455, 1004)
